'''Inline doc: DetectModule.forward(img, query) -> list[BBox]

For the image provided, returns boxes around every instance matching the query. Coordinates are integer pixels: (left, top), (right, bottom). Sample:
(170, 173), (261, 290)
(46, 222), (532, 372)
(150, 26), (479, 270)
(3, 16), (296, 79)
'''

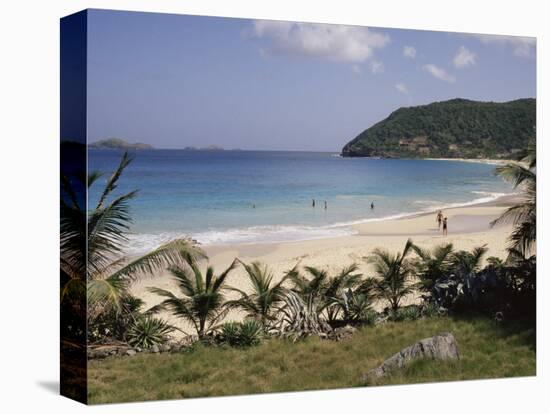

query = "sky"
(87, 9), (536, 151)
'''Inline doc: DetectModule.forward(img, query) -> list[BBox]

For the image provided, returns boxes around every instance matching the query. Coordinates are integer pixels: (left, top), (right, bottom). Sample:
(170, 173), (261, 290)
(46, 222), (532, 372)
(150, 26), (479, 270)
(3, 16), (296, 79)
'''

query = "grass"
(88, 316), (535, 404)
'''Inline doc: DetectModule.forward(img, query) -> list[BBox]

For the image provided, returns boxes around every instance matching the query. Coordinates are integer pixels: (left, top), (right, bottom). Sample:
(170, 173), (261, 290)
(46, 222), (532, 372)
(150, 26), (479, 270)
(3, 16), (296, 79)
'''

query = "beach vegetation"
(369, 238), (418, 311)
(387, 304), (423, 322)
(330, 277), (377, 325)
(492, 141), (536, 257)
(272, 291), (332, 340)
(226, 260), (288, 329)
(412, 242), (454, 291)
(286, 263), (364, 324)
(219, 320), (264, 347)
(450, 245), (488, 275)
(126, 316), (175, 349)
(148, 259), (237, 339)
(61, 151), (204, 345)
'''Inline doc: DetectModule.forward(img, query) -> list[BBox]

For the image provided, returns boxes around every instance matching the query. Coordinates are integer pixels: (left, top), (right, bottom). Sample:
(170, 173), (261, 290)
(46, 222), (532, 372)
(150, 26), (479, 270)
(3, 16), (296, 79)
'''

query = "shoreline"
(198, 191), (518, 250)
(202, 192), (516, 257)
(423, 157), (517, 166)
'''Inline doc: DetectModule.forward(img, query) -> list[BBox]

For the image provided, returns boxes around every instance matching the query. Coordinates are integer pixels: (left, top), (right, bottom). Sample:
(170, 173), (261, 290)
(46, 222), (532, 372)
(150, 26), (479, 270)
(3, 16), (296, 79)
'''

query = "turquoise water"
(89, 149), (513, 253)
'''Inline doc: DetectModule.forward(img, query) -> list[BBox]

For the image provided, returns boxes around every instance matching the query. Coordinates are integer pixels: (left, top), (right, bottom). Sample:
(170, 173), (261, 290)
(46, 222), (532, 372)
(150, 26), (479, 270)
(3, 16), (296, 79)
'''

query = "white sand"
(130, 197), (515, 336)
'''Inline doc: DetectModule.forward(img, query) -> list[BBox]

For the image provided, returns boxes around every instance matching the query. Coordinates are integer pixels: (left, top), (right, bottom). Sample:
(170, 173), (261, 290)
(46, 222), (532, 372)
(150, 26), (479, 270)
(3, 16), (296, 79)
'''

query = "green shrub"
(361, 309), (379, 326)
(126, 316), (174, 349)
(220, 320), (263, 347)
(421, 302), (441, 318)
(388, 305), (422, 322)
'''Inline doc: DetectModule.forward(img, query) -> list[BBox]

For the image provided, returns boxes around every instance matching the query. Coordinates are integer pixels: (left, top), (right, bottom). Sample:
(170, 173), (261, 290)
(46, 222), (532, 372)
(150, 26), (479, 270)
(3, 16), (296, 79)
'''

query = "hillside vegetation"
(341, 98), (535, 158)
(89, 138), (153, 150)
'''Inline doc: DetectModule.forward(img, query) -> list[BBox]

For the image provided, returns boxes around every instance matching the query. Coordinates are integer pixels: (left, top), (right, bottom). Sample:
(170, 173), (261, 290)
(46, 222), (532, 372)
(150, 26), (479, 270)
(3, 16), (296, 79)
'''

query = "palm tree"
(333, 277), (377, 324)
(369, 238), (417, 311)
(60, 152), (204, 330)
(286, 264), (362, 322)
(148, 260), (237, 338)
(320, 264), (363, 322)
(412, 243), (454, 291)
(286, 265), (329, 300)
(492, 142), (536, 257)
(451, 245), (488, 275)
(226, 260), (288, 328)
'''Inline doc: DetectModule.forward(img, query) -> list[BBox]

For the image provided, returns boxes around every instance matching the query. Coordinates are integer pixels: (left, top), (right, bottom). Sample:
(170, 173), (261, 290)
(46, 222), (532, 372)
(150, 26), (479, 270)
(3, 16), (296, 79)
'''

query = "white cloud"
(403, 46), (416, 59)
(351, 65), (362, 75)
(370, 60), (384, 74)
(472, 34), (535, 57)
(395, 83), (409, 94)
(251, 20), (390, 63)
(422, 64), (456, 83)
(453, 46), (476, 68)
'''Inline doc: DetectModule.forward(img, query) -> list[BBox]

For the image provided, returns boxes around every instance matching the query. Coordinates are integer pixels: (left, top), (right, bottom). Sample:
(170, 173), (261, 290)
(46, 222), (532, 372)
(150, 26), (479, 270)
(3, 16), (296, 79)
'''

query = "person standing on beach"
(437, 210), (443, 229)
(312, 199), (316, 207)
(442, 217), (448, 236)
(324, 201), (327, 210)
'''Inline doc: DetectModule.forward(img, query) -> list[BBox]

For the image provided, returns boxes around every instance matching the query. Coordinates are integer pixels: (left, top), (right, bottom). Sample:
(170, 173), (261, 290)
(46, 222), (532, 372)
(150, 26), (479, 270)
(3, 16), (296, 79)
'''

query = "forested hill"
(341, 98), (535, 158)
(89, 138), (153, 150)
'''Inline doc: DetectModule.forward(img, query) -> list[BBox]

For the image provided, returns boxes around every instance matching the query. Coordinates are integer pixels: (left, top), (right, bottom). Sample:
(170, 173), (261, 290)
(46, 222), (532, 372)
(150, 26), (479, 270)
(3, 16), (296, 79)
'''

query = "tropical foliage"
(369, 239), (418, 311)
(286, 264), (364, 323)
(226, 260), (287, 328)
(450, 245), (488, 275)
(412, 243), (454, 292)
(60, 151), (204, 343)
(126, 316), (175, 349)
(492, 141), (536, 257)
(219, 320), (263, 347)
(148, 260), (237, 339)
(272, 290), (332, 341)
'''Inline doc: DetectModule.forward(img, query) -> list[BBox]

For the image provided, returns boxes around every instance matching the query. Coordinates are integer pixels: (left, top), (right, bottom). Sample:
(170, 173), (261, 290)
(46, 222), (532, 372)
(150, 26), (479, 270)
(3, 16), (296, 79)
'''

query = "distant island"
(341, 98), (535, 159)
(89, 138), (154, 150)
(183, 145), (225, 151)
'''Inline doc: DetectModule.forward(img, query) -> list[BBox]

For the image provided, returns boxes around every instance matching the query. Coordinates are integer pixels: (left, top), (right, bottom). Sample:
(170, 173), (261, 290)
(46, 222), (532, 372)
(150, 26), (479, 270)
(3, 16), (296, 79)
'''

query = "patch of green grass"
(87, 316), (535, 404)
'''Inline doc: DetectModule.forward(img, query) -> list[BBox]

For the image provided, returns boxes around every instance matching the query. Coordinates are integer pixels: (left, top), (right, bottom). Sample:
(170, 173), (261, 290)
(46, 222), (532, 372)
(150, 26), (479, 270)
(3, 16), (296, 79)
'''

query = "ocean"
(88, 149), (513, 254)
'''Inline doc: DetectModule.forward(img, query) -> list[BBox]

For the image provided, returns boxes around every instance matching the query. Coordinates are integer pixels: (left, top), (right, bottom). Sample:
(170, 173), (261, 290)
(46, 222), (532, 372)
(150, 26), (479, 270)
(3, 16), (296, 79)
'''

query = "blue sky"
(87, 9), (536, 151)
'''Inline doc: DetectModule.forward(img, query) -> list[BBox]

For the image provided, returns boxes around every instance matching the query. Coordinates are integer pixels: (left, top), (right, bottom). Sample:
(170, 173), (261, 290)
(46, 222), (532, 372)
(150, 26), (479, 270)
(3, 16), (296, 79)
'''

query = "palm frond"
(87, 170), (104, 188)
(108, 239), (205, 282)
(211, 259), (238, 292)
(494, 163), (535, 189)
(95, 151), (134, 209)
(87, 191), (138, 271)
(87, 277), (128, 313)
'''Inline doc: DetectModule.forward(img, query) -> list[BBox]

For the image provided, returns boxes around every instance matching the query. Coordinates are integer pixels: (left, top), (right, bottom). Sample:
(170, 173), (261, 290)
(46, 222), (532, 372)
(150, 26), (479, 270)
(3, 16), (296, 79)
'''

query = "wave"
(125, 225), (357, 254)
(123, 191), (512, 254)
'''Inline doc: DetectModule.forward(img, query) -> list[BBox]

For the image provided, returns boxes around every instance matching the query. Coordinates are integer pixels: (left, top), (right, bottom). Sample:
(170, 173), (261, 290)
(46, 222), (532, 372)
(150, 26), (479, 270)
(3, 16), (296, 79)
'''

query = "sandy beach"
(129, 194), (517, 335)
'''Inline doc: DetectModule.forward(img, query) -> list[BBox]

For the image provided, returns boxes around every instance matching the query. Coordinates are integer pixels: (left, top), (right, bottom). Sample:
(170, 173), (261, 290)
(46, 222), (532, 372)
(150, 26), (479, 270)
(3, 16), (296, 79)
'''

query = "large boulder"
(363, 332), (459, 382)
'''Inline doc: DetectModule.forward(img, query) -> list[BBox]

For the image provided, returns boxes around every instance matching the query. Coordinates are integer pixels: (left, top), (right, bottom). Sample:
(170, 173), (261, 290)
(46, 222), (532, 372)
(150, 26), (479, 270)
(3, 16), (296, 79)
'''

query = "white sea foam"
(125, 225), (357, 254)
